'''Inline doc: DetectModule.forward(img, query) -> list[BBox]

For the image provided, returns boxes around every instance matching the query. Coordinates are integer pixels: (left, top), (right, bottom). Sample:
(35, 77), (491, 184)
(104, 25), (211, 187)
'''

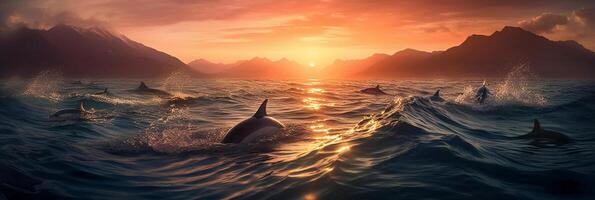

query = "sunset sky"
(2, 0), (595, 66)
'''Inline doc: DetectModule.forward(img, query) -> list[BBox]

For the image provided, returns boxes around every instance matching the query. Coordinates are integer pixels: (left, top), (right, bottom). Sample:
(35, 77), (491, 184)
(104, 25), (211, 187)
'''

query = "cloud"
(573, 7), (595, 28)
(519, 7), (595, 35)
(1, 0), (108, 30)
(423, 24), (452, 33)
(516, 7), (595, 50)
(6, 0), (592, 28)
(519, 13), (568, 33)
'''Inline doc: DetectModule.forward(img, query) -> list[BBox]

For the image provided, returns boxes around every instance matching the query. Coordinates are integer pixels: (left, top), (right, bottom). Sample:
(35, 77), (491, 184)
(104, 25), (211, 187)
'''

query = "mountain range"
(0, 25), (197, 78)
(190, 26), (594, 79)
(1, 24), (593, 79)
(359, 26), (595, 78)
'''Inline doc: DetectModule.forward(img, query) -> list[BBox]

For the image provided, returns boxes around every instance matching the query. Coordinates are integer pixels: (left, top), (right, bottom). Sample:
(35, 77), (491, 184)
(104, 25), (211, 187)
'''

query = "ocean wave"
(1, 79), (594, 199)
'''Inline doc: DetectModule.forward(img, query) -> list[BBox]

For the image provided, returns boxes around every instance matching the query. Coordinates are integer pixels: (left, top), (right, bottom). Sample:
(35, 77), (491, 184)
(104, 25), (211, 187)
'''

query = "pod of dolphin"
(50, 81), (570, 145)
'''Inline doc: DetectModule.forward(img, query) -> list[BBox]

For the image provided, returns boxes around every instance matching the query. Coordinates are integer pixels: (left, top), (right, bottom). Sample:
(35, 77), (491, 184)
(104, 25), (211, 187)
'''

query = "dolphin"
(518, 119), (571, 144)
(429, 89), (444, 102)
(222, 99), (285, 143)
(132, 81), (171, 96)
(50, 102), (91, 120)
(475, 81), (491, 104)
(94, 88), (108, 95)
(361, 84), (387, 95)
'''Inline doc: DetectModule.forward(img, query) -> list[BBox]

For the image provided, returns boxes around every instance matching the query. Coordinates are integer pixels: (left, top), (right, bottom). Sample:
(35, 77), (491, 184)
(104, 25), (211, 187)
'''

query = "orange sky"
(2, 0), (594, 66)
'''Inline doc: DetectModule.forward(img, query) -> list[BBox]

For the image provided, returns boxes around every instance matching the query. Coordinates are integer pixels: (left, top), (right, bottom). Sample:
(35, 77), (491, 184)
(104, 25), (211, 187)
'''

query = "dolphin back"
(361, 85), (386, 95)
(222, 99), (285, 143)
(138, 82), (149, 90)
(519, 119), (571, 144)
(51, 109), (81, 117)
(221, 117), (284, 143)
(531, 119), (541, 133)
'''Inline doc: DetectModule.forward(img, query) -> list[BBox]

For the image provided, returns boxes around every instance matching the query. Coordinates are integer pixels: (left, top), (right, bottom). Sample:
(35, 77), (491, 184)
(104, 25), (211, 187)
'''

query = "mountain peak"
(370, 53), (390, 59)
(48, 24), (82, 34)
(248, 57), (271, 62)
(361, 25), (595, 78)
(1, 24), (190, 78)
(393, 48), (430, 57)
(47, 24), (120, 40)
(500, 26), (526, 33)
(188, 58), (215, 65)
(495, 26), (533, 36)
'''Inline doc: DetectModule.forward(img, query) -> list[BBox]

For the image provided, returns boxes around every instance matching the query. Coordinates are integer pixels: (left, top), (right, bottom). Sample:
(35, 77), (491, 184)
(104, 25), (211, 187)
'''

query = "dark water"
(1, 71), (594, 200)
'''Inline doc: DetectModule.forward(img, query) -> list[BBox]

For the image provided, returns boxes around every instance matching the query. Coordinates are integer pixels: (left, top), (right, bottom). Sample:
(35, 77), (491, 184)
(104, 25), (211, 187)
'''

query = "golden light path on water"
(264, 79), (365, 192)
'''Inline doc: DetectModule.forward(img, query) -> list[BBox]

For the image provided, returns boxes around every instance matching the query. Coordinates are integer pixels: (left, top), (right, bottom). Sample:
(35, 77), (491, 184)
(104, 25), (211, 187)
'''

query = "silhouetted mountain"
(0, 25), (198, 78)
(187, 59), (235, 74)
(219, 57), (315, 79)
(360, 26), (595, 78)
(321, 53), (390, 78)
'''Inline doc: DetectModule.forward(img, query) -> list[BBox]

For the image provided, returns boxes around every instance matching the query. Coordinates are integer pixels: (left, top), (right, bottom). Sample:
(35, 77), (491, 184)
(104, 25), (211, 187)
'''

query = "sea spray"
(455, 64), (547, 107)
(23, 70), (63, 101)
(142, 105), (223, 153)
(163, 70), (193, 98)
(493, 64), (546, 106)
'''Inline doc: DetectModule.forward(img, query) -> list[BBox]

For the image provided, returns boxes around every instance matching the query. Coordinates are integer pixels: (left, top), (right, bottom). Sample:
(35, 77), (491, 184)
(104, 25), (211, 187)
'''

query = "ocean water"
(1, 70), (594, 200)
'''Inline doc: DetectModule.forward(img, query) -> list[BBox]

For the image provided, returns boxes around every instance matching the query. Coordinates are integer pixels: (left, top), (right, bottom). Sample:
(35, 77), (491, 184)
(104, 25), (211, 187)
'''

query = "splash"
(455, 64), (546, 107)
(23, 70), (63, 101)
(90, 94), (164, 105)
(454, 85), (478, 104)
(493, 64), (546, 106)
(143, 106), (220, 153)
(163, 70), (193, 98)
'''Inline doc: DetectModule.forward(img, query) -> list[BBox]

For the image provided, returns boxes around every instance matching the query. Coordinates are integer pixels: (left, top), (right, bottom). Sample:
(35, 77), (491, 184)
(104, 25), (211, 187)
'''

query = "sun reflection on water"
(303, 97), (322, 110)
(309, 124), (330, 134)
(307, 88), (325, 94)
(336, 145), (351, 153)
(304, 193), (317, 200)
(268, 79), (357, 180)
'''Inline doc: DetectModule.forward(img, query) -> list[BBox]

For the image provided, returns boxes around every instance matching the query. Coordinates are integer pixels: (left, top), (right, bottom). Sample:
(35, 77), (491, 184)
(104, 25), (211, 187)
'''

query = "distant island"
(2, 25), (594, 79)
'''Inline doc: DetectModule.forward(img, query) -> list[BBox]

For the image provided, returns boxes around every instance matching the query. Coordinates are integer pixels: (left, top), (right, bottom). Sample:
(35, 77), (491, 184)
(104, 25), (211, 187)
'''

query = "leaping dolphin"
(475, 81), (491, 104)
(361, 84), (387, 95)
(518, 119), (572, 144)
(50, 102), (91, 120)
(222, 99), (285, 143)
(132, 81), (171, 96)
(429, 89), (444, 102)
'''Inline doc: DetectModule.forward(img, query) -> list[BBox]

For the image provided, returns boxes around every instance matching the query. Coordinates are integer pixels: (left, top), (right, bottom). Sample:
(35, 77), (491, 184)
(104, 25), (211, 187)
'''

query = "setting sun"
(309, 62), (317, 68)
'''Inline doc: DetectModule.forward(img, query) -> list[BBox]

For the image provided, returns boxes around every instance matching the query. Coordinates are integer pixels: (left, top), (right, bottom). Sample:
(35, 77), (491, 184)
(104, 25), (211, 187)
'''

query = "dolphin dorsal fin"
(376, 85), (380, 89)
(79, 102), (85, 112)
(434, 90), (440, 97)
(254, 99), (268, 118)
(532, 119), (541, 133)
(104, 88), (108, 93)
(139, 82), (148, 89)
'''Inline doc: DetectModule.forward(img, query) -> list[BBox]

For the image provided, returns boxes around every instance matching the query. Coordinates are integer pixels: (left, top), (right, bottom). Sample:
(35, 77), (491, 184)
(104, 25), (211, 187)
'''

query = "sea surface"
(1, 69), (594, 200)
